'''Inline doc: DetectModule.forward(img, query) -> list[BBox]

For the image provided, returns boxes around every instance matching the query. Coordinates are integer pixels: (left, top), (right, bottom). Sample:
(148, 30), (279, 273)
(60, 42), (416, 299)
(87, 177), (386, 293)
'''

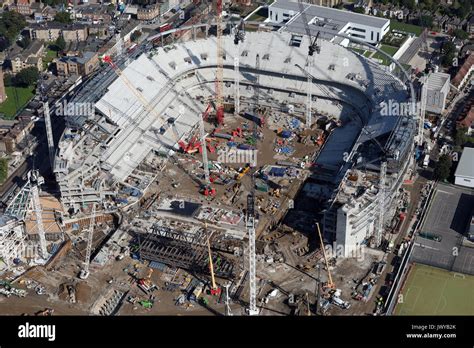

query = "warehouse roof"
(455, 147), (474, 179)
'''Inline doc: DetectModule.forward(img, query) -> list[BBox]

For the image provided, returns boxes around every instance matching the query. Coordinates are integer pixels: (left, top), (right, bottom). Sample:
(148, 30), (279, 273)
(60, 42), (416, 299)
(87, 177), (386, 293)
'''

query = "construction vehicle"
(316, 223), (335, 290)
(206, 225), (221, 296)
(236, 164), (251, 180)
(139, 300), (153, 309)
(35, 308), (54, 316)
(137, 268), (156, 294)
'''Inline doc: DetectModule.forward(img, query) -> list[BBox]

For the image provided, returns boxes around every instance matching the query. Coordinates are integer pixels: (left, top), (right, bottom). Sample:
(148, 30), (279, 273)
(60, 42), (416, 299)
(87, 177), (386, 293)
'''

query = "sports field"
(394, 263), (474, 315)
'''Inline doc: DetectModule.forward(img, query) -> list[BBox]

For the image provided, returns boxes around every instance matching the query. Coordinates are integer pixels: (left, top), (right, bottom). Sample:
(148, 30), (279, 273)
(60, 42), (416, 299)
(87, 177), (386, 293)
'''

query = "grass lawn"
(350, 47), (366, 55)
(43, 48), (57, 69)
(0, 86), (35, 119)
(372, 52), (392, 66)
(247, 7), (267, 22)
(364, 50), (373, 58)
(394, 263), (474, 315)
(380, 44), (399, 57)
(390, 20), (423, 36)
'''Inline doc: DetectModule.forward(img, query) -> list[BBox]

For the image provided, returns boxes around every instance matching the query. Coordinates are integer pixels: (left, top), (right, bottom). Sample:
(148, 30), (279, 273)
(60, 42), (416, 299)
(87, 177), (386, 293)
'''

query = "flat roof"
(270, 0), (389, 30)
(426, 72), (450, 91)
(455, 147), (474, 179)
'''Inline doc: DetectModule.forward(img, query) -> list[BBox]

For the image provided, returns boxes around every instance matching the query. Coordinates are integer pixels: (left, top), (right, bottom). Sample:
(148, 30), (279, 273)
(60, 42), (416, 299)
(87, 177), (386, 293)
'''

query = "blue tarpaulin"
(269, 167), (286, 177)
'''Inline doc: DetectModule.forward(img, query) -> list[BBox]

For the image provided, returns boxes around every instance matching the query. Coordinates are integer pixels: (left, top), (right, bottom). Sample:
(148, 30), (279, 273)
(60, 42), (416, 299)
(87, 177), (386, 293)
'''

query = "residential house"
(9, 0), (42, 16)
(466, 15), (474, 34)
(137, 3), (160, 21)
(73, 4), (114, 24)
(56, 51), (99, 77)
(0, 115), (35, 154)
(8, 40), (44, 74)
(445, 16), (467, 32)
(452, 54), (474, 90)
(29, 22), (89, 42)
(34, 5), (58, 22)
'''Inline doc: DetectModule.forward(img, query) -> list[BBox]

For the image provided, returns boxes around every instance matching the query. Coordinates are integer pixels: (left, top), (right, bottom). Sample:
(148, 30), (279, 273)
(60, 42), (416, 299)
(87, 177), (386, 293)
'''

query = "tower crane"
(243, 53), (264, 316)
(29, 170), (47, 259)
(316, 222), (335, 289)
(79, 202), (96, 280)
(233, 19), (245, 117)
(38, 77), (55, 170)
(215, 0), (224, 124)
(102, 55), (215, 195)
(206, 224), (221, 296)
(224, 283), (233, 316)
(375, 161), (387, 247)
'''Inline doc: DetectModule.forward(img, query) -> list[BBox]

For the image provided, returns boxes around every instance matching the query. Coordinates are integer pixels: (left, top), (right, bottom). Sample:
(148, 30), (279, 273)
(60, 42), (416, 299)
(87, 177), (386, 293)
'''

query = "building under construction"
(0, 9), (418, 315)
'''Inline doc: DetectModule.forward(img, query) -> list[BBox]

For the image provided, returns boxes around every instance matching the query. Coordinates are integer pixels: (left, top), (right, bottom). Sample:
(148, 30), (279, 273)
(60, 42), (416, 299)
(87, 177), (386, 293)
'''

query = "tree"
(13, 67), (39, 87)
(54, 35), (66, 52)
(0, 11), (27, 51)
(54, 11), (72, 24)
(17, 35), (30, 49)
(441, 41), (456, 67)
(453, 29), (469, 40)
(353, 7), (365, 14)
(434, 154), (452, 181)
(130, 30), (142, 42)
(418, 15), (433, 28)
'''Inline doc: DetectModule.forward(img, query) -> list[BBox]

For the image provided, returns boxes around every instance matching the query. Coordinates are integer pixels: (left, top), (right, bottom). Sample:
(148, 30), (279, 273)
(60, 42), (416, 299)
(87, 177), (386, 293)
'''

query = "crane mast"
(376, 162), (387, 247)
(199, 104), (212, 187)
(316, 222), (334, 289)
(306, 57), (313, 129)
(80, 203), (96, 279)
(233, 20), (245, 117)
(30, 171), (47, 259)
(215, 0), (224, 124)
(246, 193), (258, 315)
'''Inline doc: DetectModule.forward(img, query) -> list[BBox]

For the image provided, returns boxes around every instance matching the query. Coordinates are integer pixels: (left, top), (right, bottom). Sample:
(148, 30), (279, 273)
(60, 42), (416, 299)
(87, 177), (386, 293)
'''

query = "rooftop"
(426, 72), (450, 90)
(270, 0), (389, 40)
(455, 147), (474, 179)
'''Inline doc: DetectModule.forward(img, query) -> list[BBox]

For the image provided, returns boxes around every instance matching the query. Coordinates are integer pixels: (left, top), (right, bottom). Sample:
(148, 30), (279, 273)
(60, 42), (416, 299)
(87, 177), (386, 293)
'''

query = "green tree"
(54, 35), (66, 52)
(418, 15), (433, 28)
(54, 11), (72, 24)
(441, 41), (456, 67)
(0, 11), (27, 51)
(13, 67), (39, 87)
(130, 30), (142, 42)
(353, 7), (365, 14)
(453, 29), (469, 40)
(434, 154), (452, 181)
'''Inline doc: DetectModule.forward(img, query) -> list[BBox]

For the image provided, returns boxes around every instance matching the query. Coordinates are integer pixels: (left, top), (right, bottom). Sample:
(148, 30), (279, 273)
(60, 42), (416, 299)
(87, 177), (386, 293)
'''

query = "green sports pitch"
(394, 263), (474, 315)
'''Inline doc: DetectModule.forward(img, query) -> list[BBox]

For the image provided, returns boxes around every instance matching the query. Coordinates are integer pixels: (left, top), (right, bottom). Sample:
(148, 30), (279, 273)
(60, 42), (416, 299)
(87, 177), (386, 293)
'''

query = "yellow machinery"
(316, 223), (335, 289)
(206, 223), (221, 296)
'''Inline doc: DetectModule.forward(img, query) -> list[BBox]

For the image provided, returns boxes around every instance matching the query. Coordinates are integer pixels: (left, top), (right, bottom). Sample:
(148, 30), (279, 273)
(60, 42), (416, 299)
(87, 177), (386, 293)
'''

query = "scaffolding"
(137, 225), (235, 279)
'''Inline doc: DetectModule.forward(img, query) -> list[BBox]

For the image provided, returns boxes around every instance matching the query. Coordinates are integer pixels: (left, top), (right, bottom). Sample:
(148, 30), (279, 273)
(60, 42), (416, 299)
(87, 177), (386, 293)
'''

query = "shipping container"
(214, 132), (233, 140)
(243, 112), (262, 126)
